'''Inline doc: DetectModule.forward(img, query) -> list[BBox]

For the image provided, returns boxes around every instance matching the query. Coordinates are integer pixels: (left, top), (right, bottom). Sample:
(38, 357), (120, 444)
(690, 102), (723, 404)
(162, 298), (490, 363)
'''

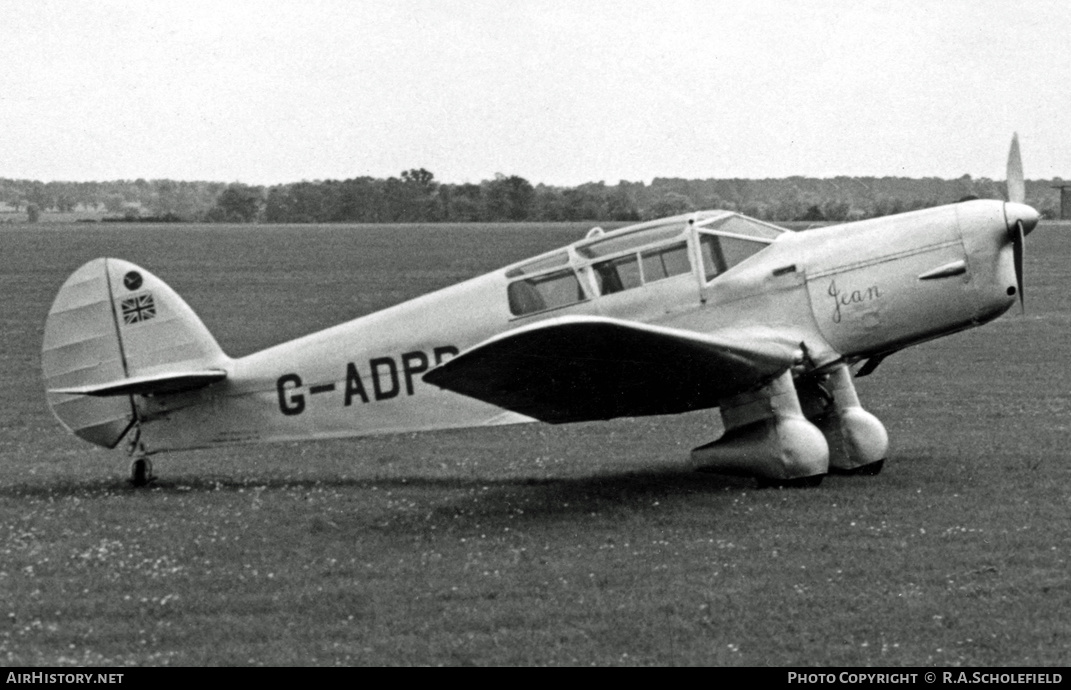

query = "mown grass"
(1, 222), (1068, 666)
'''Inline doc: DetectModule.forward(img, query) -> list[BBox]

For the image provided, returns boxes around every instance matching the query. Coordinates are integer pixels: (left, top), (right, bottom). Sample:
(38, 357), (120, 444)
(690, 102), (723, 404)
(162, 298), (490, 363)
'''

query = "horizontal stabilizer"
(424, 315), (800, 423)
(49, 369), (227, 397)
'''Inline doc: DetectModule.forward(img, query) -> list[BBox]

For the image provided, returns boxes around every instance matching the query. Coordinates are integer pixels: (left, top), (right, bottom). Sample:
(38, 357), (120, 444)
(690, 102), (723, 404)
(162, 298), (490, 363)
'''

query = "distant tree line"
(0, 179), (229, 220)
(0, 171), (1064, 224)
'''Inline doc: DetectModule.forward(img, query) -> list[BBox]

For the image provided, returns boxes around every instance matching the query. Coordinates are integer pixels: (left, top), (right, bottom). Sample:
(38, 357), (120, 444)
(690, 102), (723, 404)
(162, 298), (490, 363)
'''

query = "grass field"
(1, 221), (1069, 666)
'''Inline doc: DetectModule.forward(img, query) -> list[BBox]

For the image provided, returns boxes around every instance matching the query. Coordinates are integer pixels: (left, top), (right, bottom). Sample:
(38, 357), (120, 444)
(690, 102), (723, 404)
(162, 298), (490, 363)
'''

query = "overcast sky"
(1, 0), (1067, 185)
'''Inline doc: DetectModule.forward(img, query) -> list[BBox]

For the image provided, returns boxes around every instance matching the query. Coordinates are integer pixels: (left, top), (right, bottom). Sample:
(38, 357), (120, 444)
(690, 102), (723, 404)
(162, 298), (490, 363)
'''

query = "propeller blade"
(1007, 133), (1025, 204)
(1012, 219), (1025, 313)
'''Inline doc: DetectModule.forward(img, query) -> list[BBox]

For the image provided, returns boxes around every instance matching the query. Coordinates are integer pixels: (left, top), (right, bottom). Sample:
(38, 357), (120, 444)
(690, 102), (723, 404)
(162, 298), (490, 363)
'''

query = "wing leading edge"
(423, 316), (801, 423)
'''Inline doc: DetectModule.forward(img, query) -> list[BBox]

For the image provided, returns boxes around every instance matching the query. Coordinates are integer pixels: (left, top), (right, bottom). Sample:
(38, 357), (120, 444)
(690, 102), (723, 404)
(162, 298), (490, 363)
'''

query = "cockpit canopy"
(506, 211), (785, 317)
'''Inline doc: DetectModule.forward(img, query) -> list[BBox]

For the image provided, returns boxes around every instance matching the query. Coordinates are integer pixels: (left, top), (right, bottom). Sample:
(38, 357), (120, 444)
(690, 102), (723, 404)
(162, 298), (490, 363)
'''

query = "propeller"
(1007, 132), (1025, 204)
(1005, 133), (1030, 312)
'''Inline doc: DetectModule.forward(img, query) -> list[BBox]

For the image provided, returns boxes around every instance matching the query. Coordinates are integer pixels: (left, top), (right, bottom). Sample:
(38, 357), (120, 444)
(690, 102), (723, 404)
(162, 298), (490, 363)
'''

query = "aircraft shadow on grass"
(0, 468), (835, 528)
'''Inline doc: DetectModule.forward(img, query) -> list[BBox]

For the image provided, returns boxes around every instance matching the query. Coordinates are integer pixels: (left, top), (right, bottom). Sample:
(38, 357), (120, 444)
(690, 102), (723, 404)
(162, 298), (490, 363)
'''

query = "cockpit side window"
(640, 242), (690, 283)
(700, 234), (727, 281)
(593, 255), (641, 295)
(720, 236), (767, 269)
(508, 269), (586, 316)
(593, 240), (691, 295)
(700, 233), (768, 281)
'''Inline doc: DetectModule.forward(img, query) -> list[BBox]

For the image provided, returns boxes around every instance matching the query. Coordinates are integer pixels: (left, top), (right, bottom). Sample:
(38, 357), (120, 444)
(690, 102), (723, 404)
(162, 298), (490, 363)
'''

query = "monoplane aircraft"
(43, 137), (1039, 487)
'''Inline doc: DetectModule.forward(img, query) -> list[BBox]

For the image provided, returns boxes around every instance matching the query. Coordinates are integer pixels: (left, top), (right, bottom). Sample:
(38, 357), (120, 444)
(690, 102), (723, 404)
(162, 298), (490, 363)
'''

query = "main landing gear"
(126, 425), (155, 488)
(802, 364), (888, 477)
(690, 363), (888, 488)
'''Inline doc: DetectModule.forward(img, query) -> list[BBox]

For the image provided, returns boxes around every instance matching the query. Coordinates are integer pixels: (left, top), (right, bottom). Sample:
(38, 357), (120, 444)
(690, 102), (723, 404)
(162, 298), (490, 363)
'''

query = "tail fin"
(42, 258), (229, 448)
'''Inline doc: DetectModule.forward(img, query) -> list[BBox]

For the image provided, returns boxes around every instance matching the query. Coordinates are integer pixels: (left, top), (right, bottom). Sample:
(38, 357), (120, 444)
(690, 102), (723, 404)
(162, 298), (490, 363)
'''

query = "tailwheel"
(829, 459), (885, 477)
(129, 457), (154, 487)
(755, 474), (825, 489)
(125, 424), (155, 487)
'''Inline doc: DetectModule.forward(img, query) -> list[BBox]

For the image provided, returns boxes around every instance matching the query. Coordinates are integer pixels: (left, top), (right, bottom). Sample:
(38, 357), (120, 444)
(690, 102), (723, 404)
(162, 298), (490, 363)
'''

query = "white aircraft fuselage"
(137, 199), (1028, 445)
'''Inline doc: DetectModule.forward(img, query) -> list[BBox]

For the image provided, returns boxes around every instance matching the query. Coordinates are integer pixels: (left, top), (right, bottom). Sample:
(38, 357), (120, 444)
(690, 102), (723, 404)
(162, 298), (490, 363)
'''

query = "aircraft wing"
(423, 316), (800, 423)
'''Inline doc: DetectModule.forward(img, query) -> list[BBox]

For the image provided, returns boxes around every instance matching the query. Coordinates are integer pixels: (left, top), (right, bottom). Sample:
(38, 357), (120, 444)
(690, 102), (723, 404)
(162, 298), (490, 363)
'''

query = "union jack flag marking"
(120, 292), (156, 325)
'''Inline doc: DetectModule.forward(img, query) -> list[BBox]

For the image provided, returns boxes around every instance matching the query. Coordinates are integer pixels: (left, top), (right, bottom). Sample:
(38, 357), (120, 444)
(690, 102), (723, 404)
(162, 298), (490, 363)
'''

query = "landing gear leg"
(126, 425), (155, 487)
(690, 370), (829, 486)
(799, 363), (888, 475)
